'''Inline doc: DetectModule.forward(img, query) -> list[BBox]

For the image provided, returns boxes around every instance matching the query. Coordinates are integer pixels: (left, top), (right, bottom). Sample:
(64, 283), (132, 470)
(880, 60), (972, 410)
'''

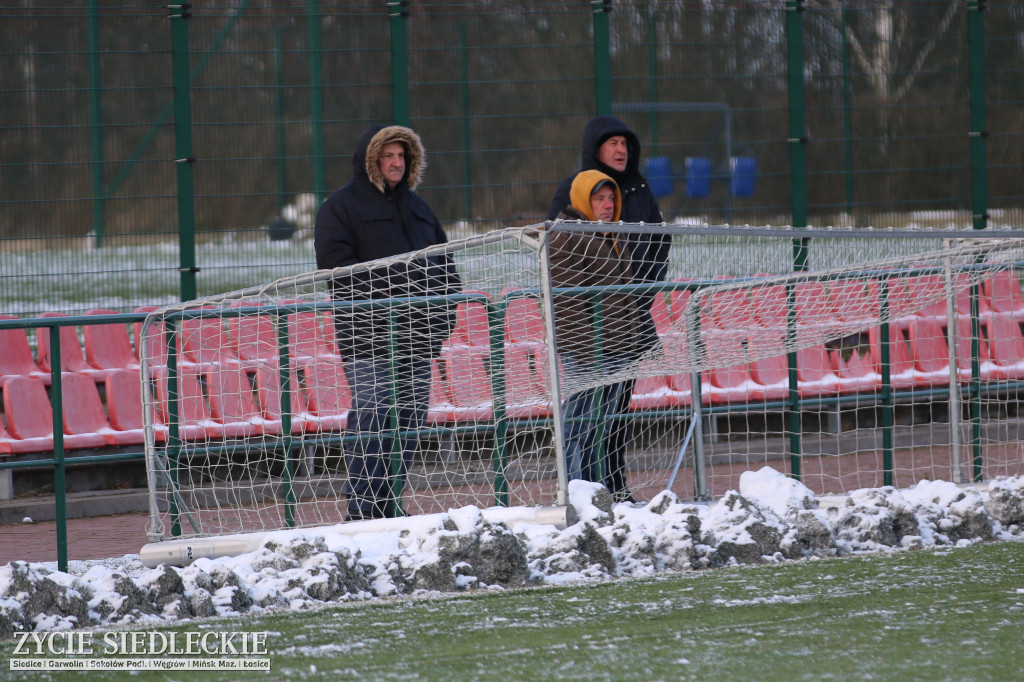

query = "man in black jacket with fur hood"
(316, 124), (462, 520)
(547, 115), (671, 504)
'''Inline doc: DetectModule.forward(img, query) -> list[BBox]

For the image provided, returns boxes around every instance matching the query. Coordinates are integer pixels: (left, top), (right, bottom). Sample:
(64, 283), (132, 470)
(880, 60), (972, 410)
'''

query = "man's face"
(378, 142), (406, 189)
(597, 135), (628, 172)
(590, 185), (616, 222)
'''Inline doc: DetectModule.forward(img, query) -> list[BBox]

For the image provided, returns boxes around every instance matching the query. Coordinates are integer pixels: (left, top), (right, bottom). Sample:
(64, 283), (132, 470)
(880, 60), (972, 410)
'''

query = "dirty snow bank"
(3, 467), (1023, 637)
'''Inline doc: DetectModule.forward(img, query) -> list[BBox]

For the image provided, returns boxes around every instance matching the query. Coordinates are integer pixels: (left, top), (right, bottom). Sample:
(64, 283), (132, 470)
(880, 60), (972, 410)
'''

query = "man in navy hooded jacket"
(316, 124), (462, 520)
(547, 115), (671, 503)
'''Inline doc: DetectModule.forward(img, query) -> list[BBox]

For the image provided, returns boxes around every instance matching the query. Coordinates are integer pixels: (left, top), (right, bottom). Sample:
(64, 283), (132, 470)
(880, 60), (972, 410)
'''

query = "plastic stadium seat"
(668, 286), (692, 323)
(983, 316), (1024, 381)
(83, 309), (140, 375)
(153, 369), (217, 441)
(35, 312), (97, 378)
(448, 299), (491, 348)
(830, 348), (880, 393)
(907, 318), (952, 387)
(503, 344), (550, 419)
(252, 362), (323, 434)
(748, 283), (787, 327)
(203, 366), (269, 438)
(702, 332), (761, 403)
(868, 325), (918, 389)
(0, 314), (51, 385)
(105, 369), (165, 444)
(289, 308), (338, 366)
(60, 372), (136, 446)
(229, 310), (280, 370)
(649, 293), (673, 336)
(180, 313), (242, 371)
(867, 278), (915, 327)
(950, 317), (999, 382)
(629, 373), (687, 411)
(705, 288), (759, 331)
(983, 271), (1024, 322)
(3, 376), (108, 450)
(298, 356), (352, 432)
(441, 346), (493, 420)
(828, 279), (877, 326)
(795, 344), (844, 397)
(906, 272), (987, 324)
(133, 306), (170, 371)
(504, 297), (546, 348)
(427, 359), (455, 425)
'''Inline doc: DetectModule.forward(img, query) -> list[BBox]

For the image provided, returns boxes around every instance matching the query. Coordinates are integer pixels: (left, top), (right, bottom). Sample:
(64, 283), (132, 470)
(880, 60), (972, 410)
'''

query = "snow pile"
(3, 467), (1024, 637)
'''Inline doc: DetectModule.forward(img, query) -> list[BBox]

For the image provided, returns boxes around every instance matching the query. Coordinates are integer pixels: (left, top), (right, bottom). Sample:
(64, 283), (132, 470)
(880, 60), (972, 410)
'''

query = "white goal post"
(139, 222), (1024, 546)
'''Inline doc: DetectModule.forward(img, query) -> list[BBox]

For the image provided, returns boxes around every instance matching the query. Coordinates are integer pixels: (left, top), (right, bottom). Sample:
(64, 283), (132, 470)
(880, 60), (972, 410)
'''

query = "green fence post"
(489, 299), (509, 506)
(49, 326), (68, 572)
(170, 3), (197, 302)
(274, 28), (289, 214)
(460, 22), (473, 220)
(275, 309), (296, 527)
(390, 1), (410, 126)
(308, 0), (326, 203)
(786, 0), (809, 480)
(841, 7), (854, 217)
(648, 11), (658, 155)
(593, 0), (612, 116)
(968, 0), (988, 481)
(880, 282), (894, 488)
(88, 0), (104, 249)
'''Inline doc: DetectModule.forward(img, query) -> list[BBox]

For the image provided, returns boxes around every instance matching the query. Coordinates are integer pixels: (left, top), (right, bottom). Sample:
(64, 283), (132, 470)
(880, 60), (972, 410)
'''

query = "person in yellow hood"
(548, 170), (645, 491)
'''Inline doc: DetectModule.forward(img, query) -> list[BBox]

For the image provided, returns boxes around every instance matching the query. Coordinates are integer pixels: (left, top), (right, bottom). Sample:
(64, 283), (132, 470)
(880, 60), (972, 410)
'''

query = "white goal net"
(140, 224), (1024, 541)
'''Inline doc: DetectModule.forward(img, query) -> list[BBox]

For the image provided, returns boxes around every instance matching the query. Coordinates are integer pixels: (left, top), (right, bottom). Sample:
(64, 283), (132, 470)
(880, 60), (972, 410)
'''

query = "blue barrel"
(643, 156), (674, 198)
(730, 156), (757, 197)
(685, 157), (712, 199)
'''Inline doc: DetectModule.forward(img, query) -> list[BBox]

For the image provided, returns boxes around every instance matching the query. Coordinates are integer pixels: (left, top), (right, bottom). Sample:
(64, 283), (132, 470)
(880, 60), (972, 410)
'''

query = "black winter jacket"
(315, 125), (462, 360)
(546, 116), (671, 354)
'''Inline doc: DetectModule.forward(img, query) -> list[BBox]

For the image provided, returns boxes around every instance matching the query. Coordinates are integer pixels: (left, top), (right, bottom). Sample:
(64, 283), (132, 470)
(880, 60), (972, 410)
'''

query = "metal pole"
(943, 251), (962, 483)
(460, 22), (472, 219)
(841, 7), (854, 217)
(390, 1), (410, 126)
(648, 12), (658, 156)
(880, 281), (894, 488)
(489, 300), (510, 506)
(592, 0), (612, 116)
(276, 310), (296, 526)
(170, 4), (197, 302)
(88, 0), (104, 249)
(50, 326), (68, 572)
(538, 229), (569, 506)
(968, 0), (988, 482)
(274, 28), (288, 213)
(308, 0), (326, 203)
(785, 0), (808, 230)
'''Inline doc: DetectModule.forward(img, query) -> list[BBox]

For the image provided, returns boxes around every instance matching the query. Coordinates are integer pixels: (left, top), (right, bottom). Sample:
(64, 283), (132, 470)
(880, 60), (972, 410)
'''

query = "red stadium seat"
(702, 332), (760, 403)
(60, 372), (136, 446)
(230, 310), (280, 370)
(984, 271), (1024, 322)
(503, 344), (550, 419)
(427, 359), (455, 425)
(83, 309), (140, 375)
(441, 346), (493, 421)
(448, 299), (491, 348)
(298, 356), (352, 432)
(289, 308), (338, 366)
(35, 312), (96, 378)
(180, 313), (242, 371)
(504, 297), (546, 348)
(983, 316), (1024, 381)
(649, 293), (673, 336)
(0, 315), (51, 386)
(668, 287), (692, 323)
(907, 318), (951, 387)
(252, 362), (321, 434)
(830, 348), (880, 393)
(105, 369), (165, 444)
(3, 376), (108, 450)
(868, 325), (918, 389)
(153, 369), (216, 441)
(203, 366), (268, 438)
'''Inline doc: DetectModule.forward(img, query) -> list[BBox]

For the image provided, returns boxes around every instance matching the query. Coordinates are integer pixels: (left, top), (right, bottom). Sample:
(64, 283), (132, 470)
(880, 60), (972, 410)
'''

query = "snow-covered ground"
(2, 466), (1023, 637)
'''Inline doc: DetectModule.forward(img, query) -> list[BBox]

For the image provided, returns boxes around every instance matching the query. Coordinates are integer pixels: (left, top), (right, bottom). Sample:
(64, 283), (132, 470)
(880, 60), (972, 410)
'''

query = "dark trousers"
(344, 356), (431, 519)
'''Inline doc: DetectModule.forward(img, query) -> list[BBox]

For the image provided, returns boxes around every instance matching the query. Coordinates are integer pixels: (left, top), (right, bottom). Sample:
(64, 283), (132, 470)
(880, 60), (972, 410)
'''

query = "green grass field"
(5, 540), (1022, 681)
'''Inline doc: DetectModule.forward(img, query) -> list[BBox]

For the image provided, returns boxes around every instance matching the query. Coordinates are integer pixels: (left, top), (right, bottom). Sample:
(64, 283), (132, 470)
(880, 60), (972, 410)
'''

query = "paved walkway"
(1, 512), (151, 566)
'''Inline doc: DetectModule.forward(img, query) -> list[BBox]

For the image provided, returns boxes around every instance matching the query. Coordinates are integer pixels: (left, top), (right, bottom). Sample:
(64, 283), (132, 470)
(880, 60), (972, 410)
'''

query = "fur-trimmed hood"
(352, 124), (426, 193)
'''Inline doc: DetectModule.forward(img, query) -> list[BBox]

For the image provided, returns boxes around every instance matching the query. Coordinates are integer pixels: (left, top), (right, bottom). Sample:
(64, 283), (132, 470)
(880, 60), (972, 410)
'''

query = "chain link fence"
(3, 1), (1022, 315)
